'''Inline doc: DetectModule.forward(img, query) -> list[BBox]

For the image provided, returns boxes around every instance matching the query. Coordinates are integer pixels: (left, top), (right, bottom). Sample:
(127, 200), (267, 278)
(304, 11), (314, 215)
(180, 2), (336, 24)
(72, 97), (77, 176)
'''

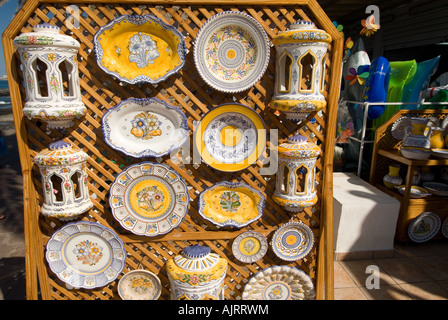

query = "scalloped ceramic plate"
(118, 270), (162, 300)
(94, 14), (187, 84)
(408, 212), (441, 243)
(271, 221), (314, 261)
(422, 182), (448, 197)
(232, 231), (268, 263)
(242, 266), (315, 300)
(391, 116), (412, 140)
(193, 11), (270, 93)
(194, 103), (266, 172)
(198, 181), (264, 228)
(45, 221), (126, 289)
(109, 162), (189, 237)
(102, 97), (188, 158)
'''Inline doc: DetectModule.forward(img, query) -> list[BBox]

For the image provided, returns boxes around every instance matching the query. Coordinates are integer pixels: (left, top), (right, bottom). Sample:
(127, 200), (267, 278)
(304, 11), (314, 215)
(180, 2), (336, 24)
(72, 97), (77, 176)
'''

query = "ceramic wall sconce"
(166, 244), (228, 300)
(273, 134), (321, 212)
(13, 23), (87, 129)
(34, 140), (93, 220)
(271, 20), (331, 121)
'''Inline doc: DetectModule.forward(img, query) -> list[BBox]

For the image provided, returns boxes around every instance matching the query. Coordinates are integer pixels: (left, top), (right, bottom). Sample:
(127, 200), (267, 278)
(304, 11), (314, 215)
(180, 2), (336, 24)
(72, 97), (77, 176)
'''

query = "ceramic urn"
(34, 140), (93, 220)
(273, 134), (321, 212)
(13, 23), (87, 129)
(271, 20), (331, 121)
(166, 244), (228, 300)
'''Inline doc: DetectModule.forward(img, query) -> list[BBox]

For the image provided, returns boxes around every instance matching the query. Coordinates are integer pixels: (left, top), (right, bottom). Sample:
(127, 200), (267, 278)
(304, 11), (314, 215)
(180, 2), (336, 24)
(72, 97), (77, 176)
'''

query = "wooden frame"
(2, 0), (343, 300)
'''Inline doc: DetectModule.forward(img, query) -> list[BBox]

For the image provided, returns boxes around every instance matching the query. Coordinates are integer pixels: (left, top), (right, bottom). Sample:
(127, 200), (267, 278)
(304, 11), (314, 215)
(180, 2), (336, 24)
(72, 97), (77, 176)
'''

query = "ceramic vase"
(166, 244), (228, 300)
(34, 140), (93, 220)
(271, 20), (331, 121)
(430, 127), (445, 149)
(383, 164), (402, 189)
(13, 23), (87, 129)
(273, 134), (320, 212)
(402, 117), (431, 149)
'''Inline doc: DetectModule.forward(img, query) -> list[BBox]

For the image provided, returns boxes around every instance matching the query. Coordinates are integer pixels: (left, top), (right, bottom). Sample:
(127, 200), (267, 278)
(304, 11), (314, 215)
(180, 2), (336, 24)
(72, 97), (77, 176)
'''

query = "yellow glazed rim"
(271, 99), (327, 112)
(272, 29), (332, 45)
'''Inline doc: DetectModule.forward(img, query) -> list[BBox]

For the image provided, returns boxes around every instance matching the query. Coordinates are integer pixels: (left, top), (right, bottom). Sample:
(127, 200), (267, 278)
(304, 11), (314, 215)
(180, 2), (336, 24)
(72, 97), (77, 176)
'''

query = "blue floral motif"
(128, 32), (160, 68)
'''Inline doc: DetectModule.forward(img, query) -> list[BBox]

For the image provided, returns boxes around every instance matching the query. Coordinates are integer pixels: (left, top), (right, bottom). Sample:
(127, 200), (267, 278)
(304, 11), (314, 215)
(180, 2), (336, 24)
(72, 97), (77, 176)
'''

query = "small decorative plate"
(45, 221), (126, 289)
(194, 103), (266, 172)
(422, 182), (448, 197)
(408, 212), (441, 243)
(395, 185), (431, 198)
(271, 221), (314, 261)
(232, 231), (268, 263)
(432, 149), (448, 159)
(102, 97), (189, 158)
(242, 265), (315, 300)
(198, 181), (265, 228)
(109, 162), (189, 236)
(442, 218), (448, 238)
(118, 270), (162, 300)
(193, 11), (270, 93)
(94, 15), (187, 84)
(391, 116), (412, 140)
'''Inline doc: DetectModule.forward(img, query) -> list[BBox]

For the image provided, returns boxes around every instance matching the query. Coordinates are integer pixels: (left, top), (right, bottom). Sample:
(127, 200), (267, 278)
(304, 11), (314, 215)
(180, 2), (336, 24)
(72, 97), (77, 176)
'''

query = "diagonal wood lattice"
(3, 0), (343, 300)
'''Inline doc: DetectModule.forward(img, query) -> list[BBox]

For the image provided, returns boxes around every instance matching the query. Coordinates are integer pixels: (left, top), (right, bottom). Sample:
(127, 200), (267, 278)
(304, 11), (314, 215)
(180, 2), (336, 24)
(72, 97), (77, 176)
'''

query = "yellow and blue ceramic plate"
(271, 221), (314, 261)
(118, 270), (162, 300)
(408, 212), (441, 243)
(232, 231), (267, 263)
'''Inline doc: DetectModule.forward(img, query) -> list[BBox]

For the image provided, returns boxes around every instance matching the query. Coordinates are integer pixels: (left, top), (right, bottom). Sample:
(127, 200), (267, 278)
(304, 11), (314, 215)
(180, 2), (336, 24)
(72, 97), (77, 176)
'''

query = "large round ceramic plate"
(109, 162), (189, 236)
(102, 97), (188, 158)
(271, 221), (314, 261)
(422, 182), (448, 197)
(45, 221), (126, 289)
(94, 14), (187, 84)
(391, 116), (412, 140)
(194, 103), (266, 172)
(408, 212), (441, 243)
(118, 270), (162, 300)
(198, 181), (265, 228)
(242, 265), (315, 300)
(232, 231), (268, 263)
(193, 11), (270, 93)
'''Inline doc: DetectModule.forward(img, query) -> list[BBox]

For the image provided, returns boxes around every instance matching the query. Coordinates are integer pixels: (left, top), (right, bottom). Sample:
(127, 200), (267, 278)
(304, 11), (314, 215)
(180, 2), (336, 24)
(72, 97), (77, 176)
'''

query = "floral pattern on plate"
(118, 270), (162, 300)
(408, 212), (441, 243)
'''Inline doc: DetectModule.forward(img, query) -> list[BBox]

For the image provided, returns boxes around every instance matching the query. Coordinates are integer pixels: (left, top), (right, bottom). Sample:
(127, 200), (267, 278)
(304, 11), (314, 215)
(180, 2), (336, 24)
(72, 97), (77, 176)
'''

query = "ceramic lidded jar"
(166, 244), (228, 300)
(273, 134), (321, 212)
(13, 23), (87, 129)
(271, 20), (331, 121)
(34, 140), (93, 220)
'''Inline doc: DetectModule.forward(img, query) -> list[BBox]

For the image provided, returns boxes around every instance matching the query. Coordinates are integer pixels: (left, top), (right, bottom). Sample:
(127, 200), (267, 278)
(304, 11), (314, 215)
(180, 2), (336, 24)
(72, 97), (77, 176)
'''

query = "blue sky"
(0, 0), (20, 77)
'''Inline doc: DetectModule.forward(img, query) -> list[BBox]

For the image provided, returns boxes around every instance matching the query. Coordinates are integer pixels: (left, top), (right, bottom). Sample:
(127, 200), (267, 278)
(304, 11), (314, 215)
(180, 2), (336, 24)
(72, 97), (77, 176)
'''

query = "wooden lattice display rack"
(2, 0), (342, 300)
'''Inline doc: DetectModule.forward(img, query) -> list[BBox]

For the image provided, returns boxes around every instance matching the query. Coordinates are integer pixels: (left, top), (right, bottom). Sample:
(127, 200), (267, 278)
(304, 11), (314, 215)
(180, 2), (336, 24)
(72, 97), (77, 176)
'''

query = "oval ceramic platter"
(94, 14), (187, 84)
(45, 221), (126, 289)
(395, 185), (431, 199)
(232, 231), (268, 263)
(118, 270), (162, 300)
(408, 212), (441, 243)
(193, 11), (270, 93)
(194, 103), (266, 172)
(198, 181), (265, 228)
(422, 182), (448, 197)
(109, 162), (189, 237)
(242, 266), (315, 300)
(102, 97), (189, 158)
(271, 221), (314, 261)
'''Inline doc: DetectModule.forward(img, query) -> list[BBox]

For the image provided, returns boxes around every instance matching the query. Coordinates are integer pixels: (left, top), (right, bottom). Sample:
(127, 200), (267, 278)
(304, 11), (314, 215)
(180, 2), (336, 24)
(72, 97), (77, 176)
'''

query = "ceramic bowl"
(400, 147), (432, 160)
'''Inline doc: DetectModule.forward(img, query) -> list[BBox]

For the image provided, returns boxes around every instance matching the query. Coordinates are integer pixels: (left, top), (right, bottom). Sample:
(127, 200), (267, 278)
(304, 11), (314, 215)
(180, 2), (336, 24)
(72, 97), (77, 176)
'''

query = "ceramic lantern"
(271, 20), (331, 121)
(34, 140), (93, 220)
(166, 244), (228, 300)
(13, 23), (87, 129)
(273, 134), (320, 212)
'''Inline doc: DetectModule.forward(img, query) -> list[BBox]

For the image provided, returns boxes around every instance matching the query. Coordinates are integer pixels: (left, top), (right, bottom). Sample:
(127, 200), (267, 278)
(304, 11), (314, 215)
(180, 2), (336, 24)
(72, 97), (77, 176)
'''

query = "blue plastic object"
(363, 56), (391, 119)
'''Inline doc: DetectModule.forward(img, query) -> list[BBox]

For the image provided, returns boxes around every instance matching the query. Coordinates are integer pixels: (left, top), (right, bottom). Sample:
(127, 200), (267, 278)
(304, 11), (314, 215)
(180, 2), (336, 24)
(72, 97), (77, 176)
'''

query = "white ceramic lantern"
(166, 244), (228, 300)
(34, 140), (93, 220)
(273, 134), (320, 212)
(13, 23), (87, 129)
(271, 20), (331, 121)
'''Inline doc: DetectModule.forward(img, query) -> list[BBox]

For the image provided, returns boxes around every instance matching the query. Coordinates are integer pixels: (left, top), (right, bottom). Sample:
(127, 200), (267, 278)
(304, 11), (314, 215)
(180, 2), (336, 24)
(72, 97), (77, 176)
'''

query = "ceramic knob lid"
(278, 134), (321, 159)
(182, 244), (211, 259)
(34, 140), (88, 167)
(272, 19), (331, 45)
(13, 23), (81, 49)
(49, 140), (72, 150)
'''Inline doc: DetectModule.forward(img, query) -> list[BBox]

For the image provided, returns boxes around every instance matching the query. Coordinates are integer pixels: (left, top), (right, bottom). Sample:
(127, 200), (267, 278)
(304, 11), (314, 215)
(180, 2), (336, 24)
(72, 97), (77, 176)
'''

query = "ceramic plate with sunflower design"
(232, 231), (268, 263)
(109, 162), (189, 237)
(118, 269), (162, 300)
(102, 97), (189, 158)
(271, 221), (314, 261)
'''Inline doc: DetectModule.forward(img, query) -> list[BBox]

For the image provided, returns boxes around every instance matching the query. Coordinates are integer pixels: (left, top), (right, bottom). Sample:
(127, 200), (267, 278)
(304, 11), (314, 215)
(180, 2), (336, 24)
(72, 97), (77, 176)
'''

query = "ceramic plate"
(94, 14), (187, 84)
(395, 185), (431, 198)
(422, 182), (448, 197)
(242, 265), (315, 300)
(109, 162), (189, 236)
(193, 11), (270, 93)
(408, 212), (441, 243)
(432, 149), (448, 159)
(391, 116), (412, 140)
(232, 231), (268, 263)
(198, 181), (264, 228)
(442, 218), (448, 238)
(102, 97), (188, 158)
(118, 270), (162, 300)
(194, 103), (266, 172)
(271, 221), (314, 261)
(45, 221), (126, 289)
